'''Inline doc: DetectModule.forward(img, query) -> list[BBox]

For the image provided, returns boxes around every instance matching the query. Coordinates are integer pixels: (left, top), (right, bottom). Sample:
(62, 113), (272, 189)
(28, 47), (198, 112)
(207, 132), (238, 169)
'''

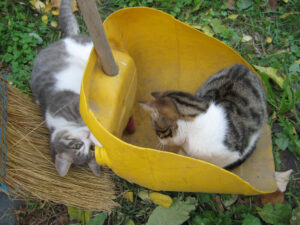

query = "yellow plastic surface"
(80, 7), (277, 195)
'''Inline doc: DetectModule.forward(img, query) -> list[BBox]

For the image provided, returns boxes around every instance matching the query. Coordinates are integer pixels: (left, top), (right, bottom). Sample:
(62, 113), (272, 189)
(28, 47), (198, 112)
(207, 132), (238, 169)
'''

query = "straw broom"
(4, 82), (117, 212)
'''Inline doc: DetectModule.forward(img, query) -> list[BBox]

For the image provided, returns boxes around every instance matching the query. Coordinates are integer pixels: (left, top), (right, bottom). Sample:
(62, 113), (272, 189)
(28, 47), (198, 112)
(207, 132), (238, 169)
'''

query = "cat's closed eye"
(69, 141), (84, 150)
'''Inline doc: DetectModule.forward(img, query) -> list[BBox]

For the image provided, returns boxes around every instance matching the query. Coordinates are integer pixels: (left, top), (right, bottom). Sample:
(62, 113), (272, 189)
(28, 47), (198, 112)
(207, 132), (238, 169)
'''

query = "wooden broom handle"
(77, 0), (119, 76)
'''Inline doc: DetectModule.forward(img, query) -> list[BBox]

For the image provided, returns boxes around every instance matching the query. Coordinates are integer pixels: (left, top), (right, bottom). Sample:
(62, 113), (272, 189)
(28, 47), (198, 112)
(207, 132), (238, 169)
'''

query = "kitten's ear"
(55, 153), (73, 177)
(88, 160), (101, 176)
(151, 92), (162, 99)
(138, 101), (156, 113)
(88, 152), (101, 176)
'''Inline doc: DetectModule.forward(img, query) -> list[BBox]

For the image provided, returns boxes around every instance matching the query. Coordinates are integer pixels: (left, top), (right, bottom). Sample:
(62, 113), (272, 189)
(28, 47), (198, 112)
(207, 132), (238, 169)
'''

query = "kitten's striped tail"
(59, 0), (79, 36)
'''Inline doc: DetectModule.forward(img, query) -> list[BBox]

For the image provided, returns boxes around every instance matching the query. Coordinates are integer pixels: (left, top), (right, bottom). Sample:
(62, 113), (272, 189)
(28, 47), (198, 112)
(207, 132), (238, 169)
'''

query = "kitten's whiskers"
(156, 141), (165, 151)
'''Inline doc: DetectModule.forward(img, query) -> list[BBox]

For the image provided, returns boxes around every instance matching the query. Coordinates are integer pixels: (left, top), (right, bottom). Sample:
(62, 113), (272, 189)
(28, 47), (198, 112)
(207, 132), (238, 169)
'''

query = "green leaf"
(220, 194), (238, 208)
(290, 45), (299, 54)
(279, 77), (293, 114)
(254, 65), (284, 88)
(190, 24), (215, 36)
(68, 206), (93, 225)
(146, 197), (197, 225)
(191, 215), (203, 225)
(192, 215), (216, 225)
(295, 90), (300, 102)
(289, 63), (300, 74)
(290, 207), (300, 225)
(237, 0), (253, 10)
(274, 133), (289, 150)
(273, 150), (281, 171)
(257, 203), (292, 224)
(260, 74), (277, 107)
(87, 212), (107, 225)
(197, 194), (212, 204)
(242, 214), (261, 225)
(232, 204), (251, 215)
(210, 18), (228, 35)
(125, 219), (135, 225)
(137, 190), (150, 201)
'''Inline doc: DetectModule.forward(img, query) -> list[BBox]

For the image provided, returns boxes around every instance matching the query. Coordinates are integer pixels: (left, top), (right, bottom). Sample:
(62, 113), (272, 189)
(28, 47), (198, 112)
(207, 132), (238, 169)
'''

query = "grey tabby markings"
(196, 65), (266, 157)
(47, 91), (83, 124)
(30, 0), (100, 176)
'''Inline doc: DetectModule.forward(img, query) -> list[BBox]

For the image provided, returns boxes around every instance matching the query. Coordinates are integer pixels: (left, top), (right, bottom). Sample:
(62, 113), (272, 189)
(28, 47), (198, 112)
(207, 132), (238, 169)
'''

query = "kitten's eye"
(155, 127), (173, 138)
(71, 142), (83, 149)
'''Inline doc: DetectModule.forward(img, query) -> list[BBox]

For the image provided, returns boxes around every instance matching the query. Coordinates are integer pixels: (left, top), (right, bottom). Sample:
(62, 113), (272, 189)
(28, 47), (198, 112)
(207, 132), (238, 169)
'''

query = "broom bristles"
(5, 84), (117, 211)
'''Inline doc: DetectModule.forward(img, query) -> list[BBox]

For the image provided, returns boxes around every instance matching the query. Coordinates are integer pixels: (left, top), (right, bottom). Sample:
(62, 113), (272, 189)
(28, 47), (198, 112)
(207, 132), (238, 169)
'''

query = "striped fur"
(140, 64), (267, 169)
(30, 0), (100, 176)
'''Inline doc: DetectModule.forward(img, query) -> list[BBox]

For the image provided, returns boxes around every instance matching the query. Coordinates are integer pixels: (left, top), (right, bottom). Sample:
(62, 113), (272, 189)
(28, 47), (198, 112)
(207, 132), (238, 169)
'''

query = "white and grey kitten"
(140, 65), (267, 169)
(31, 0), (100, 176)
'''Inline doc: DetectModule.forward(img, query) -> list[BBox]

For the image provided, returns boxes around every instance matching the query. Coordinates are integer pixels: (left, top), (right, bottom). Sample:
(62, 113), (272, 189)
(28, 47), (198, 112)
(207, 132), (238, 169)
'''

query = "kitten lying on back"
(31, 0), (100, 176)
(140, 64), (267, 169)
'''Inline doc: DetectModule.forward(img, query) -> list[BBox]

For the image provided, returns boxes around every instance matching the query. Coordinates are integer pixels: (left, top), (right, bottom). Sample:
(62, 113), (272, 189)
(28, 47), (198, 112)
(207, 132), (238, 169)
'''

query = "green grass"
(1, 0), (299, 224)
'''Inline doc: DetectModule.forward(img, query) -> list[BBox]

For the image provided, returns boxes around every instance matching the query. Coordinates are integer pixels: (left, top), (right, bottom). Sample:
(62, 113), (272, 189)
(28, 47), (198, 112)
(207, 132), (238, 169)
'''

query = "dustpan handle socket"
(77, 0), (119, 76)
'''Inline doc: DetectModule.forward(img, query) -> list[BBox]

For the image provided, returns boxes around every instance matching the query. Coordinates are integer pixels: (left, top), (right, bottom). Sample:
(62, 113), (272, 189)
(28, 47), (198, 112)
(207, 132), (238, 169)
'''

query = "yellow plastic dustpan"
(80, 7), (277, 195)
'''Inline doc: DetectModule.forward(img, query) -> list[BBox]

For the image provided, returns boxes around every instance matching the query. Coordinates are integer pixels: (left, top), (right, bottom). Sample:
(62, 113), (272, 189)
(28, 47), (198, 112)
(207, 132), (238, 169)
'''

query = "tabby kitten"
(31, 0), (101, 176)
(140, 64), (267, 169)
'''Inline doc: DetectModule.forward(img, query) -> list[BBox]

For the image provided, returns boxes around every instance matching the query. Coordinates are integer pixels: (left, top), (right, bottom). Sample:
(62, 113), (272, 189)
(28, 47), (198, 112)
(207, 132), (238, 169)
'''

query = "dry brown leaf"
(268, 0), (278, 10)
(51, 0), (61, 8)
(261, 190), (284, 205)
(226, 0), (235, 9)
(275, 169), (293, 192)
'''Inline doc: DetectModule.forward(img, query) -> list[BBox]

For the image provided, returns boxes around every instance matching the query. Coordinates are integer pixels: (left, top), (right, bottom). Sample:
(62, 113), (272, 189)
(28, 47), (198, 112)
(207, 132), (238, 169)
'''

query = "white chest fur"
(54, 38), (93, 94)
(175, 103), (241, 167)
